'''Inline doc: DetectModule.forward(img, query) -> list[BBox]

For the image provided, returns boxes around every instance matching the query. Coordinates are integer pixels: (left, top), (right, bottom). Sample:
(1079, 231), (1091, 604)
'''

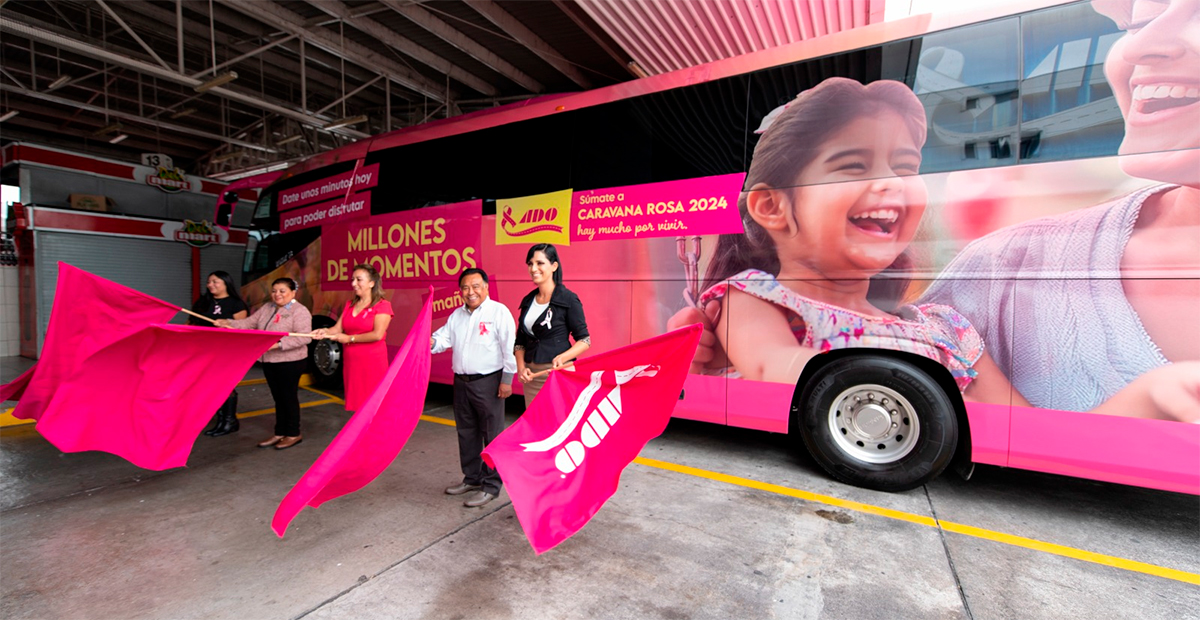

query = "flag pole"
(179, 308), (311, 338)
(180, 308), (218, 324)
(529, 362), (574, 379)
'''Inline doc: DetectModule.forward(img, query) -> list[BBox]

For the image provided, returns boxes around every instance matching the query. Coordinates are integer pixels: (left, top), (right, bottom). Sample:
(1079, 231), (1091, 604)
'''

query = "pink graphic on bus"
(277, 162), (380, 212)
(280, 192), (372, 233)
(571, 173), (746, 242)
(322, 199), (481, 286)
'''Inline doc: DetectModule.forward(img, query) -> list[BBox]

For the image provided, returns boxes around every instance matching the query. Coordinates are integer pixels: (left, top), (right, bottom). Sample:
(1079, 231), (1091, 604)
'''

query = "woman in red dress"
(312, 264), (393, 411)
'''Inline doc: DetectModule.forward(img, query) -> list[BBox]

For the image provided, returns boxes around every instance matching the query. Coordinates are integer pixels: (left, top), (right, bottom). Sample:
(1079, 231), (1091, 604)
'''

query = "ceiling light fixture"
(108, 133), (129, 144)
(93, 122), (121, 136)
(211, 150), (245, 163)
(170, 107), (197, 119)
(194, 71), (238, 93)
(0, 110), (18, 123)
(276, 134), (304, 146)
(47, 75), (72, 91)
(627, 61), (650, 79)
(322, 114), (368, 130)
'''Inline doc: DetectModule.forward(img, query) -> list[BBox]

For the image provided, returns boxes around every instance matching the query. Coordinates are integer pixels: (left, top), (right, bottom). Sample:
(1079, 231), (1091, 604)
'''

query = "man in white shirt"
(430, 267), (517, 507)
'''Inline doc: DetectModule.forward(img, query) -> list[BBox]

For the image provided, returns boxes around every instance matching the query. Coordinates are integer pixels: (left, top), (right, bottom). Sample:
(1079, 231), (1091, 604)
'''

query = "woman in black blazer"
(515, 243), (590, 406)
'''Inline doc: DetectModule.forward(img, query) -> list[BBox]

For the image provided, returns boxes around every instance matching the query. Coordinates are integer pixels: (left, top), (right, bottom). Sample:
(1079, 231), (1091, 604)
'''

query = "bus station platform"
(1, 358), (1198, 620)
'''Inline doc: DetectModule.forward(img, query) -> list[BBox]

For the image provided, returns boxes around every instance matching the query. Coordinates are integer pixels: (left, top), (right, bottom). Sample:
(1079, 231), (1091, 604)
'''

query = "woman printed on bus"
(311, 264), (394, 412)
(919, 0), (1200, 421)
(190, 270), (249, 437)
(215, 278), (313, 449)
(690, 78), (1012, 406)
(514, 243), (591, 407)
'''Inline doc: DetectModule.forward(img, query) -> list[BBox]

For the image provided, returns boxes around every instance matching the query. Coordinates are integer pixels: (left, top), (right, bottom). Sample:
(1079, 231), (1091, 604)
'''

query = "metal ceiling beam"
(0, 15), (369, 140)
(464, 0), (592, 89)
(0, 122), (202, 163)
(217, 0), (450, 103)
(188, 33), (298, 79)
(95, 0), (172, 71)
(1, 98), (214, 151)
(302, 0), (498, 96)
(0, 83), (276, 152)
(378, 0), (543, 92)
(119, 0), (373, 104)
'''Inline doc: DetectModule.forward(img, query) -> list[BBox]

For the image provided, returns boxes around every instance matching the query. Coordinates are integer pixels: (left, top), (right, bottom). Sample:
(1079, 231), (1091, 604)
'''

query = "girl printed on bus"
(696, 77), (1012, 405)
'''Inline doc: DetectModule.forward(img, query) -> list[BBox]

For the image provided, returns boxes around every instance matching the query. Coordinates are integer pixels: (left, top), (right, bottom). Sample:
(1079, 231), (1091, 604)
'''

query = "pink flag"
(272, 288), (434, 537)
(35, 324), (281, 469)
(482, 324), (702, 554)
(1, 365), (35, 403)
(12, 263), (181, 421)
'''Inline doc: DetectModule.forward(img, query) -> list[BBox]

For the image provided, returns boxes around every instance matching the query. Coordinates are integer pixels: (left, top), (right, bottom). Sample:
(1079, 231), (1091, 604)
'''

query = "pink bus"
(235, 0), (1199, 494)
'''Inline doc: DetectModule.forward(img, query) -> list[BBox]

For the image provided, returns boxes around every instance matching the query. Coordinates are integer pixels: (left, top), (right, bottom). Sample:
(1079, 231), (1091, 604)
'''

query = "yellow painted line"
(938, 521), (1200, 585)
(631, 456), (1200, 586)
(633, 457), (936, 526)
(237, 378), (267, 386)
(0, 407), (28, 428)
(420, 414), (455, 427)
(236, 398), (340, 419)
(301, 385), (345, 403)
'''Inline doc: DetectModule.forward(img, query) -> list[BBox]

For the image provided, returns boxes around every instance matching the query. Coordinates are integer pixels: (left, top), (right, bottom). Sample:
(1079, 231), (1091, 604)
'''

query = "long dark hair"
(702, 78), (927, 309)
(352, 263), (385, 306)
(197, 270), (243, 306)
(526, 243), (563, 286)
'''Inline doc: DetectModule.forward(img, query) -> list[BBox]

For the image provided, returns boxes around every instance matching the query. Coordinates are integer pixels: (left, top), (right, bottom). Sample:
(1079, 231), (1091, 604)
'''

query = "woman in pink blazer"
(217, 277), (312, 450)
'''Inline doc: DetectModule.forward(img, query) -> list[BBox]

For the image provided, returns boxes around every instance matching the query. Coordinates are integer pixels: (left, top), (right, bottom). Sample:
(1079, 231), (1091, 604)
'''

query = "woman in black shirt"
(515, 244), (590, 407)
(190, 270), (248, 437)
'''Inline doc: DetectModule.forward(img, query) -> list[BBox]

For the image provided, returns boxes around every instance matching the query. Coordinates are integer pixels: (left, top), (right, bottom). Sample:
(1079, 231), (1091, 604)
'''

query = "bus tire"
(798, 356), (957, 492)
(307, 316), (343, 388)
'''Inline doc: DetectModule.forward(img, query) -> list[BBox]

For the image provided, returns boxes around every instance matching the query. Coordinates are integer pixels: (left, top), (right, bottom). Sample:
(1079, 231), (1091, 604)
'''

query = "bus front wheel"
(798, 356), (957, 492)
(307, 316), (343, 388)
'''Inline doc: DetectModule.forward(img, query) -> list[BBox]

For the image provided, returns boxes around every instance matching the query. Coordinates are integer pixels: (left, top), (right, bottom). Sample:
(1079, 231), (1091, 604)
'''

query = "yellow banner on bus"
(496, 188), (572, 246)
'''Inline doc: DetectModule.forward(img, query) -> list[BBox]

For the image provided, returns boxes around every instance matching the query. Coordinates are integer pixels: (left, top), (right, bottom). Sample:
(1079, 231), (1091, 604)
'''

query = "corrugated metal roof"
(576, 0), (886, 75)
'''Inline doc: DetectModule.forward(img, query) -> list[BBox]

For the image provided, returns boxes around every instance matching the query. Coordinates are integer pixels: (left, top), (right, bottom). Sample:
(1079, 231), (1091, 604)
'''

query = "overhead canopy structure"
(0, 0), (882, 179)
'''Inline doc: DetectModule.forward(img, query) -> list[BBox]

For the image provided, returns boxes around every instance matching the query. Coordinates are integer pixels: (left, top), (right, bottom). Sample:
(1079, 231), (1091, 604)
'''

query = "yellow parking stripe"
(0, 407), (22, 428)
(1, 382), (343, 428)
(631, 456), (1200, 586)
(235, 398), (340, 419)
(301, 385), (345, 403)
(415, 415), (1197, 586)
(634, 457), (937, 527)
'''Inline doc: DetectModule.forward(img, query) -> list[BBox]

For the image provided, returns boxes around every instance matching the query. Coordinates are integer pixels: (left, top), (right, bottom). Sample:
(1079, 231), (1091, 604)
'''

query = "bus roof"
(270, 0), (1069, 188)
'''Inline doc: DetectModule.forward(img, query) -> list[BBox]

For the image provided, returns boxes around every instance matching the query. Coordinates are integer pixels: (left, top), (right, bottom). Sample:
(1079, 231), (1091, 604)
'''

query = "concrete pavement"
(1, 358), (1197, 620)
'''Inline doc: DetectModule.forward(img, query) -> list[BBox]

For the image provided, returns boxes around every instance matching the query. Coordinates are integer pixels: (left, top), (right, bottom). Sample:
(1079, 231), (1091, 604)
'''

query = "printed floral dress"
(699, 269), (983, 391)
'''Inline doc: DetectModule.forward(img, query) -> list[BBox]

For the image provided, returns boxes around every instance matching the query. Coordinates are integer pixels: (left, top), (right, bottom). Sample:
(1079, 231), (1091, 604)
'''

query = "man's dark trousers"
(452, 371), (505, 495)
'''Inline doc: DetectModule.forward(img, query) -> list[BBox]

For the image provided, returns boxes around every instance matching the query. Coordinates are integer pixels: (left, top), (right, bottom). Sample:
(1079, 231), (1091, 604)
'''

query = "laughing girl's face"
(770, 111), (927, 280)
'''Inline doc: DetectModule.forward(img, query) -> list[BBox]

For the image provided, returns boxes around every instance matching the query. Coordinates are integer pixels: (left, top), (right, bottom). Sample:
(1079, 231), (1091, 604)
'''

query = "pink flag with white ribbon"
(9, 263), (181, 421)
(482, 324), (701, 554)
(272, 288), (433, 537)
(36, 324), (281, 469)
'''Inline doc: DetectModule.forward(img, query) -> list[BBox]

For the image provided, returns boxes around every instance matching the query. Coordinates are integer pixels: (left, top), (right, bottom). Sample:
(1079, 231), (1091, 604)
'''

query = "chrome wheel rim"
(827, 383), (919, 464)
(312, 340), (341, 377)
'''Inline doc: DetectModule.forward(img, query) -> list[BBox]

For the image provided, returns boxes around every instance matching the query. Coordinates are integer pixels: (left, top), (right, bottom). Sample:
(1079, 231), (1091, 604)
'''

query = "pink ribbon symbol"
(501, 206), (517, 231)
(479, 322), (489, 336)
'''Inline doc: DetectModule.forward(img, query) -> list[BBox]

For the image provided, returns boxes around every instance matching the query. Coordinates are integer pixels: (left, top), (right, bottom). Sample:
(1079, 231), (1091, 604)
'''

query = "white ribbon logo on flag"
(521, 365), (659, 475)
